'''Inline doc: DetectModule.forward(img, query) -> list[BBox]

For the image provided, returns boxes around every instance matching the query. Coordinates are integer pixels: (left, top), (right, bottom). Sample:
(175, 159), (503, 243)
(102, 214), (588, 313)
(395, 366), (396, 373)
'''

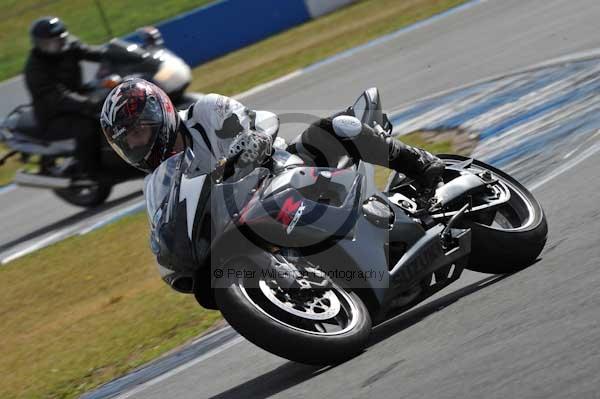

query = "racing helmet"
(100, 78), (180, 173)
(30, 16), (69, 55)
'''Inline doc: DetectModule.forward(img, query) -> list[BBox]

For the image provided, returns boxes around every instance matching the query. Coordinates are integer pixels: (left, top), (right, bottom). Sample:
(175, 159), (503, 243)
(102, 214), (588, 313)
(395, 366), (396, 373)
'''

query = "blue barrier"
(125, 0), (312, 67)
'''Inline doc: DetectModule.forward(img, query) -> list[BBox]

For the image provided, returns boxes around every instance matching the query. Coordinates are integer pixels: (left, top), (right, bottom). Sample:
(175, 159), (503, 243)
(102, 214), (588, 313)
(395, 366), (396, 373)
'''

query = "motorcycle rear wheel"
(438, 155), (548, 274)
(53, 183), (112, 208)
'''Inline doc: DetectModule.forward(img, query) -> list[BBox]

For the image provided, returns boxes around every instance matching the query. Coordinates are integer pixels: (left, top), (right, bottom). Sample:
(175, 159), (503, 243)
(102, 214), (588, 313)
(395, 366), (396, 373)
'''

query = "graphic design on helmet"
(100, 78), (179, 173)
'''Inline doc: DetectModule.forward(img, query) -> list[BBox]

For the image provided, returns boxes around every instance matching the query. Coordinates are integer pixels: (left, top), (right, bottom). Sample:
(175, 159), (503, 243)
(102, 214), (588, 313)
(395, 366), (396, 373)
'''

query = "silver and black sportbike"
(148, 88), (548, 365)
(0, 28), (202, 207)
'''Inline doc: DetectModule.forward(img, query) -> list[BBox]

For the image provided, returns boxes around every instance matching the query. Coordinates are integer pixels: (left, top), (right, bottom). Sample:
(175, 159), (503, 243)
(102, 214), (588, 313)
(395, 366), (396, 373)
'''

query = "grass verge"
(0, 212), (221, 399)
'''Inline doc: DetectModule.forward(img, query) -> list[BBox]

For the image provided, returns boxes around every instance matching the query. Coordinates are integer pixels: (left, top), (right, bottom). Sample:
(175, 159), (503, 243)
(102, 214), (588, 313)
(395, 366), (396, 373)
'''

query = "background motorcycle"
(147, 88), (548, 365)
(0, 27), (203, 207)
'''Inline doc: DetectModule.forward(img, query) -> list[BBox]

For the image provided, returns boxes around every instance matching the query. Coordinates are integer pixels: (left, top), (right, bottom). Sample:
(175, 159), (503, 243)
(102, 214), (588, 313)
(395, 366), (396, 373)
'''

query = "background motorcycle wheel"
(439, 154), (548, 274)
(53, 183), (112, 208)
(215, 261), (372, 365)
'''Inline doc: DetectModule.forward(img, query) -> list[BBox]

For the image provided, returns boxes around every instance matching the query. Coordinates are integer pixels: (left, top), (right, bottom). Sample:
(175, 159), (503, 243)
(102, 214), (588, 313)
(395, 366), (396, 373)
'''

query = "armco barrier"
(124, 0), (356, 67)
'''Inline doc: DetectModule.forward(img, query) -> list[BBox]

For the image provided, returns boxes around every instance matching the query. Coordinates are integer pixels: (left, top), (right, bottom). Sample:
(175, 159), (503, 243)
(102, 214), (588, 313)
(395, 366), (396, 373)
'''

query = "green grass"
(0, 212), (221, 399)
(0, 0), (213, 81)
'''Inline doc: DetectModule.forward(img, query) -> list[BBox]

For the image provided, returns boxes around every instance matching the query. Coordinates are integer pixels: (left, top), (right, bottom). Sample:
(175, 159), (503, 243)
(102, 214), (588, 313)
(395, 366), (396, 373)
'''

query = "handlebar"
(210, 152), (242, 183)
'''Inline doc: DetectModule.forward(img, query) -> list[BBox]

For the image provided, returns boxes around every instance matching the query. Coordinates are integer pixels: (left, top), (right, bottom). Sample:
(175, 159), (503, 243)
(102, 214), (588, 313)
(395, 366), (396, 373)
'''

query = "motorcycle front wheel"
(215, 260), (372, 365)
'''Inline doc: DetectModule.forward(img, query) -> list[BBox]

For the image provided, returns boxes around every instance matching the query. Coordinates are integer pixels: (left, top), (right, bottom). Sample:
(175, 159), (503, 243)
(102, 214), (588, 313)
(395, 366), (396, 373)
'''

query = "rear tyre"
(215, 261), (372, 365)
(439, 155), (548, 274)
(54, 183), (112, 208)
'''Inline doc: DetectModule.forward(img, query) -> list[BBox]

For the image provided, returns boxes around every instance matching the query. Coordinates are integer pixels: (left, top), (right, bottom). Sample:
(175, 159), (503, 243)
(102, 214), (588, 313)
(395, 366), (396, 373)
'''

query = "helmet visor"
(36, 32), (68, 54)
(106, 95), (164, 165)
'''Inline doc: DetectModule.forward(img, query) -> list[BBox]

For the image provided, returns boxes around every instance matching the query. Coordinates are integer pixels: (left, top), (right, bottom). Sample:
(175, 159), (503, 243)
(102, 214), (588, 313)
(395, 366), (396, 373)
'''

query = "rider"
(25, 16), (108, 176)
(99, 78), (444, 267)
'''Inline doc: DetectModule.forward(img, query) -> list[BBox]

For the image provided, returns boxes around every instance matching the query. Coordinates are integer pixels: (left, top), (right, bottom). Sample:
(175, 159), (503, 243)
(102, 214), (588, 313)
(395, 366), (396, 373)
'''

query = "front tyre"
(215, 264), (371, 365)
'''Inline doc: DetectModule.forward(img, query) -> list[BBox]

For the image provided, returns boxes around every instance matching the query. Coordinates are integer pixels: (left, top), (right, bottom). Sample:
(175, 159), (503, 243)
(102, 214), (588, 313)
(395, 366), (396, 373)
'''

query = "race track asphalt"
(116, 153), (600, 399)
(80, 0), (600, 398)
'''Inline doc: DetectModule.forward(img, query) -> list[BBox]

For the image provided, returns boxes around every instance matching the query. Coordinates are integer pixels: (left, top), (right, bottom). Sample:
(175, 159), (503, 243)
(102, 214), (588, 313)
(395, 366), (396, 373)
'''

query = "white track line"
(530, 140), (600, 191)
(235, 71), (303, 100)
(78, 201), (145, 235)
(0, 183), (16, 195)
(1, 229), (70, 264)
(0, 200), (145, 264)
(111, 335), (245, 399)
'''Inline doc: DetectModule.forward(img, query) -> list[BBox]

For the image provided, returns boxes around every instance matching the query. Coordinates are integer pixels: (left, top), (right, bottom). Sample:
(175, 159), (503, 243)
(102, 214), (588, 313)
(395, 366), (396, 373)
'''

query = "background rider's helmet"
(30, 16), (69, 55)
(100, 78), (180, 173)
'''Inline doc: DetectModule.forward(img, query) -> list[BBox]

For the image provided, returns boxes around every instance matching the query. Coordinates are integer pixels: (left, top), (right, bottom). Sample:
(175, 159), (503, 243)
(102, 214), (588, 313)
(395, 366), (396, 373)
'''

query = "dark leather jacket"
(24, 38), (105, 125)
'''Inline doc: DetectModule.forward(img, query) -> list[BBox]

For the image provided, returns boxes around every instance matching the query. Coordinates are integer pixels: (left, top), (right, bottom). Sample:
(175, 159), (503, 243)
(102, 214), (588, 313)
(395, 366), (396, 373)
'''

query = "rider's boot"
(337, 119), (445, 190)
(386, 137), (445, 190)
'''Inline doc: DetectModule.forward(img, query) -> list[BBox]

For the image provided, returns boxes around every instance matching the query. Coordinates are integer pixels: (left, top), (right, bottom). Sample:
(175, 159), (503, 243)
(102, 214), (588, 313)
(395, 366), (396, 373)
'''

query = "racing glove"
(227, 130), (273, 167)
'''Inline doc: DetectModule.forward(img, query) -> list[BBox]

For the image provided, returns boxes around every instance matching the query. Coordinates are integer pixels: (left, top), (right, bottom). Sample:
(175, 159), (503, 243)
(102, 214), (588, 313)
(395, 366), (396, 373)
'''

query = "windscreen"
(143, 152), (183, 228)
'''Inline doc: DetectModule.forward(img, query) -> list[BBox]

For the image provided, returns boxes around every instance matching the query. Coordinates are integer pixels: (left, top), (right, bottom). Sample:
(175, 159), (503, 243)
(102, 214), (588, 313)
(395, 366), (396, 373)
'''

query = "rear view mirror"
(352, 95), (368, 122)
(351, 87), (384, 126)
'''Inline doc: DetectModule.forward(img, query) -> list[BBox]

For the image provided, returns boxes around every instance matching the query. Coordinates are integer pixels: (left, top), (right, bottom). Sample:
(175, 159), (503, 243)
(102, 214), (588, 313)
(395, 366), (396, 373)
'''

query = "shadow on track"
(209, 362), (330, 399)
(209, 273), (510, 399)
(0, 190), (142, 253)
(368, 274), (508, 345)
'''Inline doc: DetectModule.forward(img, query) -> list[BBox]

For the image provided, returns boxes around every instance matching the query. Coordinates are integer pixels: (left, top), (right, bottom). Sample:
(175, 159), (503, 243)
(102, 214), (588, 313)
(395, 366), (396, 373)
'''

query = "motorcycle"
(146, 88), (548, 365)
(0, 27), (203, 207)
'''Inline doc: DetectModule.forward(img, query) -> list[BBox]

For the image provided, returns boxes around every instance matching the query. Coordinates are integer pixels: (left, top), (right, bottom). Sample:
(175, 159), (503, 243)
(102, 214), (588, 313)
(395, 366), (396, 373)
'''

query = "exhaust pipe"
(14, 170), (71, 189)
(169, 276), (194, 293)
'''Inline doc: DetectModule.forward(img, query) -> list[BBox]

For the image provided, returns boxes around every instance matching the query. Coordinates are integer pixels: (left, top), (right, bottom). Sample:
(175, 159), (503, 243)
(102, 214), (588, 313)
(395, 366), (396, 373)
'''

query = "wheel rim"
(442, 159), (538, 231)
(239, 269), (361, 336)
